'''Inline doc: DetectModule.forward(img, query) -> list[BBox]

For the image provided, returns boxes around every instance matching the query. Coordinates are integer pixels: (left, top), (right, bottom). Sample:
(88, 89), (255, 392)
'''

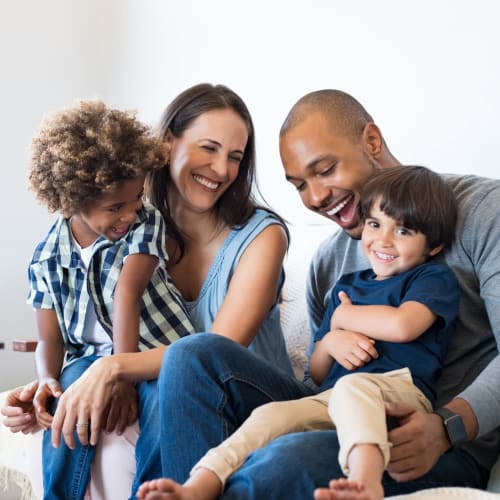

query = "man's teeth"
(375, 251), (395, 261)
(193, 174), (219, 189)
(326, 197), (351, 216)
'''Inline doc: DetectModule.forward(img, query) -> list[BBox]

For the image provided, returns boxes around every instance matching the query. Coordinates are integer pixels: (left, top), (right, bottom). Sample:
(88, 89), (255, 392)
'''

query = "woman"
(1, 83), (293, 499)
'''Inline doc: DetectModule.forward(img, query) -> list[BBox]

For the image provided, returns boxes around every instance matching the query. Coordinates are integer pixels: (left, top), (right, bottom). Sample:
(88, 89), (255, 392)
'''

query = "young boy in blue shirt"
(27, 100), (193, 499)
(137, 165), (459, 500)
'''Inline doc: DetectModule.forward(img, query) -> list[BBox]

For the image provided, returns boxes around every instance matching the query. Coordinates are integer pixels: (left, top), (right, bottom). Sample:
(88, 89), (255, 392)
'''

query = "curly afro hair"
(29, 100), (167, 216)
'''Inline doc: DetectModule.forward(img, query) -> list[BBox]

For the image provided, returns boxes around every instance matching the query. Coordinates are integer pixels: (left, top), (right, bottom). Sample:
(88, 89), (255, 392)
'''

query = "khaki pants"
(192, 368), (432, 484)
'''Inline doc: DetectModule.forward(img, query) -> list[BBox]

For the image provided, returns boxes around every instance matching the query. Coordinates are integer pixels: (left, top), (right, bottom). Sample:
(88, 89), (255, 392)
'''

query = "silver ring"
(76, 422), (89, 428)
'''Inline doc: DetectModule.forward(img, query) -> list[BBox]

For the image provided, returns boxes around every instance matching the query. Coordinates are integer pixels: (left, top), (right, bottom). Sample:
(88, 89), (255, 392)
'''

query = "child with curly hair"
(27, 100), (194, 499)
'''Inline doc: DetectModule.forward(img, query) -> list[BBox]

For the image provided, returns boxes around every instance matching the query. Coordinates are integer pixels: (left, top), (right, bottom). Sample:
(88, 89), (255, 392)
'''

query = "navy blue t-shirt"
(314, 260), (459, 406)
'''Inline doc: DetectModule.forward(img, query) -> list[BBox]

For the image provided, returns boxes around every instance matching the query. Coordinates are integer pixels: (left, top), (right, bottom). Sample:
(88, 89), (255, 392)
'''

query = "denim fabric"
(130, 379), (162, 498)
(156, 333), (314, 482)
(223, 430), (489, 499)
(147, 332), (488, 499)
(42, 356), (99, 500)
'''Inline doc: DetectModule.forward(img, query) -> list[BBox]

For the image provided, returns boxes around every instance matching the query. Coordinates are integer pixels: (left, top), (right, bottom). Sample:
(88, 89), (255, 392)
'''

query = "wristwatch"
(433, 407), (467, 449)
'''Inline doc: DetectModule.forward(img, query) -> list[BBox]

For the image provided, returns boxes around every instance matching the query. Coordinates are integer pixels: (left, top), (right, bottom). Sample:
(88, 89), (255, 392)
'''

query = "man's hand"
(386, 401), (450, 481)
(1, 381), (39, 433)
(100, 380), (138, 435)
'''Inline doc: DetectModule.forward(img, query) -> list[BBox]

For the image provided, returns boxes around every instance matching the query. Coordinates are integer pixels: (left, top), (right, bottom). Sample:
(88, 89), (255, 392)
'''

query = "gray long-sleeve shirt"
(306, 174), (500, 471)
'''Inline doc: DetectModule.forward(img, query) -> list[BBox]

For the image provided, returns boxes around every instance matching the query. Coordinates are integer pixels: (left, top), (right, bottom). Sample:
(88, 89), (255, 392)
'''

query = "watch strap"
(433, 407), (467, 448)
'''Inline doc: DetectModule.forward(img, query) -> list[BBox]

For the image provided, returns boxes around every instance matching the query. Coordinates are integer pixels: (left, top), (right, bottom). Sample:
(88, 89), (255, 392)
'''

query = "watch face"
(445, 414), (467, 447)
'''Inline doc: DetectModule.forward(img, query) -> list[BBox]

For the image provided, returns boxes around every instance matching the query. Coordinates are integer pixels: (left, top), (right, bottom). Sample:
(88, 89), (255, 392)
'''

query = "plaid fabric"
(27, 203), (194, 364)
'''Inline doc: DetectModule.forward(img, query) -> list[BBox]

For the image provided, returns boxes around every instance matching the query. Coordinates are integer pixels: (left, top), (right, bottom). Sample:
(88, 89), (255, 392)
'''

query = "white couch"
(1, 223), (500, 499)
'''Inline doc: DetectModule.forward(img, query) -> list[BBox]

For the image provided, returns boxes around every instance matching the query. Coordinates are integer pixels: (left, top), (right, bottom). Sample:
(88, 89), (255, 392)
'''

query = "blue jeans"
(42, 356), (99, 500)
(157, 333), (314, 481)
(156, 334), (489, 499)
(42, 356), (158, 500)
(130, 379), (162, 498)
(223, 431), (489, 499)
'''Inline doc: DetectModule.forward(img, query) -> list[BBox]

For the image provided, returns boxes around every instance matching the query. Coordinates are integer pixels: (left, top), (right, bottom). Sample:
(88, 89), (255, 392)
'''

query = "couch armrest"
(12, 340), (38, 352)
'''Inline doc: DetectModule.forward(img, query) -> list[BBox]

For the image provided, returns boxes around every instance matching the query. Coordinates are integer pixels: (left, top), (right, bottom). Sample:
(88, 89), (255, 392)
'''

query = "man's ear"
(429, 243), (445, 257)
(362, 123), (384, 159)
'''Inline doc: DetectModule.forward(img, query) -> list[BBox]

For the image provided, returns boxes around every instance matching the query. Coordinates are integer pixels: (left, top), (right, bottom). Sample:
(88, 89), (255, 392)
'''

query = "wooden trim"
(12, 340), (38, 352)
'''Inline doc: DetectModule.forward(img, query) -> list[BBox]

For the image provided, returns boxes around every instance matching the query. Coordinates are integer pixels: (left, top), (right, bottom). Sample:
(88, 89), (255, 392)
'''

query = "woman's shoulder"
(245, 208), (285, 228)
(231, 208), (286, 242)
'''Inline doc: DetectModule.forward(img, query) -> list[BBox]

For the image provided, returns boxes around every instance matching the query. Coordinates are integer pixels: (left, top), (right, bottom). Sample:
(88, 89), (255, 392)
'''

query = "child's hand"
(322, 329), (378, 371)
(33, 377), (62, 429)
(337, 290), (352, 305)
(330, 291), (352, 330)
(101, 380), (138, 434)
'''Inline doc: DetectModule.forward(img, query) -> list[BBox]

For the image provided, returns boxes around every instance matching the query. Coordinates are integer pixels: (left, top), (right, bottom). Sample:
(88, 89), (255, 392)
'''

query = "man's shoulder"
(311, 228), (364, 271)
(443, 173), (500, 210)
(313, 228), (355, 258)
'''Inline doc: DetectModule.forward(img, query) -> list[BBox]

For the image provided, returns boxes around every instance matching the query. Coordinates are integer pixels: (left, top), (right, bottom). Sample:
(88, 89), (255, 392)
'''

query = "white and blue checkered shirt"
(27, 203), (194, 364)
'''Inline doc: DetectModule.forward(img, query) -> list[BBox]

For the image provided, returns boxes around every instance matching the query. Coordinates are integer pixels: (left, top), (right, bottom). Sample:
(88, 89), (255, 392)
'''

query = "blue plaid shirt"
(27, 203), (194, 364)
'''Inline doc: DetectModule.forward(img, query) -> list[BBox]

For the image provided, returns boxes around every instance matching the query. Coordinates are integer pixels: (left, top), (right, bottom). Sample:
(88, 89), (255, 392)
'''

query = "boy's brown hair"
(360, 165), (457, 250)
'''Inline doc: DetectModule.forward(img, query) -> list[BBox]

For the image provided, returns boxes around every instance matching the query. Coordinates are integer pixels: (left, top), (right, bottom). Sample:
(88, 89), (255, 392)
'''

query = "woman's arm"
(210, 224), (288, 346)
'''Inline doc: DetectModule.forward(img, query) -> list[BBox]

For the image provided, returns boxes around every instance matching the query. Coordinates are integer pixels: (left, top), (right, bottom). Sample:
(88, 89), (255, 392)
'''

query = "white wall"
(1, 0), (499, 390)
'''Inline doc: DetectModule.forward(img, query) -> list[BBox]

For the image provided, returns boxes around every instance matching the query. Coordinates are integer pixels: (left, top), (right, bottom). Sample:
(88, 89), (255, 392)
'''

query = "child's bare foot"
(137, 468), (222, 500)
(314, 478), (383, 500)
(136, 478), (192, 500)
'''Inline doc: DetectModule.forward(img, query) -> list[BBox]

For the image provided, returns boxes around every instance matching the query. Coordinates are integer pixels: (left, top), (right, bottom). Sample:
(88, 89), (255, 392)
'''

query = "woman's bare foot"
(314, 478), (383, 500)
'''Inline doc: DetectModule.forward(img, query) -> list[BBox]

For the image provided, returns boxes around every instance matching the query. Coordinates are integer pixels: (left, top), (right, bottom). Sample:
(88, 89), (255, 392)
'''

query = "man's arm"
(387, 179), (500, 480)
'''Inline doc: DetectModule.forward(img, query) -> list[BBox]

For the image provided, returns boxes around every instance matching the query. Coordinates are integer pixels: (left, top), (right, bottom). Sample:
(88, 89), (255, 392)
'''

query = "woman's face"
(166, 108), (249, 215)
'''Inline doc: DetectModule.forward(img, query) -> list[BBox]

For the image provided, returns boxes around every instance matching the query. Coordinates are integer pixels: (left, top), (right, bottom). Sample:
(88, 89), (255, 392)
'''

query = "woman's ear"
(429, 243), (445, 257)
(362, 123), (384, 159)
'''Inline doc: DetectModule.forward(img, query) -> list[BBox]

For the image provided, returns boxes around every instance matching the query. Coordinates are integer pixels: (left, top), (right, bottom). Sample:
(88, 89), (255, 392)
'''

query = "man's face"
(280, 112), (380, 239)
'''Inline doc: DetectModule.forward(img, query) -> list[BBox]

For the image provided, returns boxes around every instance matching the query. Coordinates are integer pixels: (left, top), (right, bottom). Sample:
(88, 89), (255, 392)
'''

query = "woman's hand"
(51, 356), (118, 449)
(1, 381), (40, 433)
